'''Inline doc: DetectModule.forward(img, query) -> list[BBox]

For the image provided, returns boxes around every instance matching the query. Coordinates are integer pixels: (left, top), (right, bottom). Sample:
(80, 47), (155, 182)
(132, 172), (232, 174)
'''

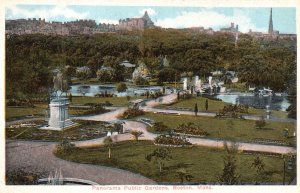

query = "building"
(119, 60), (136, 68)
(117, 11), (155, 31)
(220, 22), (239, 33)
(248, 8), (296, 40)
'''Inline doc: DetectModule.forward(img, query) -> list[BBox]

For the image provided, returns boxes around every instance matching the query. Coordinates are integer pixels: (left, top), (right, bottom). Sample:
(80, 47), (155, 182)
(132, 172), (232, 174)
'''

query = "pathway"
(70, 93), (296, 154)
(73, 120), (296, 154)
(6, 140), (157, 185)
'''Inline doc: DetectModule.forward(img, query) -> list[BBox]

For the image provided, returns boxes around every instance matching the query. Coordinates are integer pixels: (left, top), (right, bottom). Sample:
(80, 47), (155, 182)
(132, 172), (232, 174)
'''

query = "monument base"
(39, 120), (79, 131)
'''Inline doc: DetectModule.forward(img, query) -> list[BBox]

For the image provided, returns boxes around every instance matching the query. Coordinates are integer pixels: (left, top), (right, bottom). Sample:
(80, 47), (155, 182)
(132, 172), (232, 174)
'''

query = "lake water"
(69, 85), (290, 111)
(214, 94), (290, 111)
(69, 85), (175, 97)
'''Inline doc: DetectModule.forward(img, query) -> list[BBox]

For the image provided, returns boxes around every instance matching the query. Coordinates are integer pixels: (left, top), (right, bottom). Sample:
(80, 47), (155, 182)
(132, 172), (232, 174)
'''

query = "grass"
(55, 140), (295, 184)
(157, 96), (225, 113)
(5, 96), (129, 121)
(138, 113), (296, 146)
(6, 119), (108, 141)
(6, 105), (47, 121)
(71, 96), (132, 107)
(156, 96), (289, 118)
(224, 82), (248, 92)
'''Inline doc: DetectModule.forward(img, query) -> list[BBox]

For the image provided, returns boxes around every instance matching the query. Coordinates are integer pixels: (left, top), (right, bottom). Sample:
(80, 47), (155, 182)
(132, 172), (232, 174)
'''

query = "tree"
(255, 118), (266, 129)
(103, 136), (113, 159)
(133, 76), (149, 86)
(130, 130), (143, 141)
(96, 68), (116, 82)
(250, 155), (265, 184)
(69, 93), (72, 102)
(205, 99), (208, 111)
(175, 168), (194, 184)
(218, 142), (240, 185)
(145, 147), (172, 173)
(157, 68), (180, 83)
(194, 103), (198, 116)
(116, 83), (127, 92)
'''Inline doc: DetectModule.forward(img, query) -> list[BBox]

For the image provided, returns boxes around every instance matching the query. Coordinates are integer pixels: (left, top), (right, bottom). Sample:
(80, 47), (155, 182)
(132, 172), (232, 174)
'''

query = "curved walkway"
(6, 140), (156, 185)
(70, 94), (296, 154)
(74, 120), (296, 154)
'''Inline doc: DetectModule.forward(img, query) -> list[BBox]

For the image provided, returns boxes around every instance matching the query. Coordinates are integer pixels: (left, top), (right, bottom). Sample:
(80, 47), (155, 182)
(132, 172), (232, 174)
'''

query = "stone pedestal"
(48, 97), (69, 128)
(40, 96), (76, 131)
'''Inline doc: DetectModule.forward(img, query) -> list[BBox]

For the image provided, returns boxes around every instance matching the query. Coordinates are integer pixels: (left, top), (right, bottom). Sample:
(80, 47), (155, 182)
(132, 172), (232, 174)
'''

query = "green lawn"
(6, 119), (108, 141)
(6, 104), (106, 121)
(55, 140), (295, 184)
(6, 105), (47, 121)
(156, 96), (289, 118)
(71, 96), (143, 107)
(138, 113), (296, 146)
(5, 96), (130, 121)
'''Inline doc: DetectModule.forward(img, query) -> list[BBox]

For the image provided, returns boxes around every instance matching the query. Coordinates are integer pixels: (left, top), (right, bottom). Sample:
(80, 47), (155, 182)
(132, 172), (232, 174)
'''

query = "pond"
(214, 93), (290, 111)
(69, 85), (176, 97)
(69, 85), (290, 111)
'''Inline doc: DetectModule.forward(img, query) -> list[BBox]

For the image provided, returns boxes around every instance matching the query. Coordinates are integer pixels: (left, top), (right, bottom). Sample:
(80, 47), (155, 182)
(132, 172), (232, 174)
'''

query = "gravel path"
(6, 140), (157, 185)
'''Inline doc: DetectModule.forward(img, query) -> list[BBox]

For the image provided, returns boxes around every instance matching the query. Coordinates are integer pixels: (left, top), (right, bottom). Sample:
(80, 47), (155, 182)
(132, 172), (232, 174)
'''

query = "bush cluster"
(56, 140), (75, 154)
(154, 135), (191, 146)
(121, 108), (144, 119)
(153, 122), (169, 132)
(94, 92), (114, 97)
(175, 122), (209, 136)
(84, 101), (112, 107)
(216, 104), (249, 118)
(149, 91), (163, 99)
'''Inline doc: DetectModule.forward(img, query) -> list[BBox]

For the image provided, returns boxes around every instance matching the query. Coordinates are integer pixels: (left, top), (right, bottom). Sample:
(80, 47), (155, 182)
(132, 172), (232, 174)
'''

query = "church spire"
(268, 8), (273, 35)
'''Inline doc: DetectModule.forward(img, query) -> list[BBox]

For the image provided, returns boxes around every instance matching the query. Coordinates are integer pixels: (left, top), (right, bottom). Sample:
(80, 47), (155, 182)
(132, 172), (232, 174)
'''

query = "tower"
(268, 8), (273, 35)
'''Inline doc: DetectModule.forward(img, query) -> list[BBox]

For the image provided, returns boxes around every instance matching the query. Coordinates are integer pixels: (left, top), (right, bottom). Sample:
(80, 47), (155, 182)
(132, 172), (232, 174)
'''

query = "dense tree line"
(6, 28), (296, 102)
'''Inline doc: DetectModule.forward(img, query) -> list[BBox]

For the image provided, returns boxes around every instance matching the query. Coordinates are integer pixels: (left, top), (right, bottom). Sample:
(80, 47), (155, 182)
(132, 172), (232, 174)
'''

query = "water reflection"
(215, 94), (290, 111)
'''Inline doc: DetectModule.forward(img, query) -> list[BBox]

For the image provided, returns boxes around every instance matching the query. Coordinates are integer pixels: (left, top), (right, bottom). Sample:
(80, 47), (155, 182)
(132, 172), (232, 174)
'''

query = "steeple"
(143, 11), (150, 19)
(268, 8), (273, 35)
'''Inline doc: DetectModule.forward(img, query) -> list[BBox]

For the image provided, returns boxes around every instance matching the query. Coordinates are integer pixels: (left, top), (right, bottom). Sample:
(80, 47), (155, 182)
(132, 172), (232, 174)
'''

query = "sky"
(5, 4), (296, 34)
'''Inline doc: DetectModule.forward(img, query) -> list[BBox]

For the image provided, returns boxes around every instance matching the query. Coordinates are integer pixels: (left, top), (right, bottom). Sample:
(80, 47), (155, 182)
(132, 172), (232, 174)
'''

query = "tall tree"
(145, 147), (172, 173)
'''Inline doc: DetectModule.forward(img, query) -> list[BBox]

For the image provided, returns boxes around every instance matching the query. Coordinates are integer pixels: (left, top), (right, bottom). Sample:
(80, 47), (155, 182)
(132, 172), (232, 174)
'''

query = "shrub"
(56, 140), (75, 154)
(175, 122), (209, 136)
(94, 92), (114, 97)
(154, 135), (191, 146)
(121, 108), (144, 119)
(116, 83), (127, 92)
(216, 104), (248, 118)
(255, 118), (266, 129)
(153, 122), (169, 132)
(6, 169), (45, 185)
(133, 76), (149, 86)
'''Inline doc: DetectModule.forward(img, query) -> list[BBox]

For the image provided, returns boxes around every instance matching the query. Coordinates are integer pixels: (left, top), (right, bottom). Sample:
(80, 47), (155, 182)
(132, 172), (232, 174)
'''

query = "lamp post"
(266, 105), (271, 119)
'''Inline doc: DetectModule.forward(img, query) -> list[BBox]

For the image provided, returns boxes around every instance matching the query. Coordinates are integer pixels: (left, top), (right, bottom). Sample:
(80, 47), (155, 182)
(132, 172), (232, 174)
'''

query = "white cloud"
(139, 8), (157, 16)
(98, 19), (119, 24)
(5, 4), (89, 21)
(156, 9), (266, 33)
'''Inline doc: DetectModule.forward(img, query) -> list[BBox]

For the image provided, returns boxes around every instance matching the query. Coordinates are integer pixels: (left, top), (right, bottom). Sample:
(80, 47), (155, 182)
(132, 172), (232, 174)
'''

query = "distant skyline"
(5, 5), (296, 34)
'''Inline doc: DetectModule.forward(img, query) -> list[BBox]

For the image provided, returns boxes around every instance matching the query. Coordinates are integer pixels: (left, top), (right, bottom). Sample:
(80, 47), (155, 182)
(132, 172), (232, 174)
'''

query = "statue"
(53, 72), (68, 92)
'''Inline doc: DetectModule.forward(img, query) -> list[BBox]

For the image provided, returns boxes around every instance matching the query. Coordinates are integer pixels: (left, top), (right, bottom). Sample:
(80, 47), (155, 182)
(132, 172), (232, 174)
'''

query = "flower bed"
(154, 135), (191, 146)
(174, 122), (209, 136)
